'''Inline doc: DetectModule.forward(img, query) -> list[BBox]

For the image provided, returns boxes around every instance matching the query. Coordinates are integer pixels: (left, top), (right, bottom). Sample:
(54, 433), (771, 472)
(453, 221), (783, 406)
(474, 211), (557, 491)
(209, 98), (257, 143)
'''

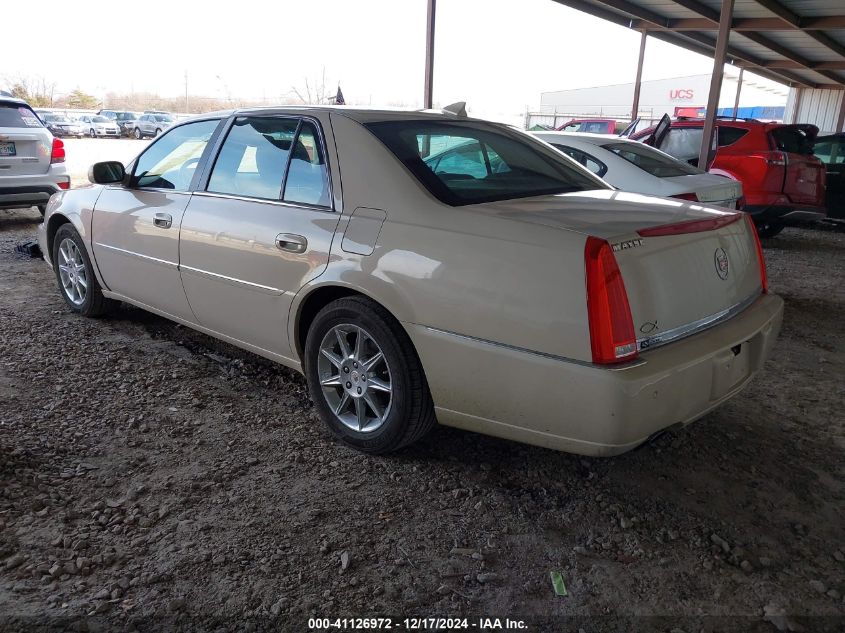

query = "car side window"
(283, 120), (331, 207)
(581, 121), (610, 134)
(660, 128), (704, 162)
(717, 126), (748, 147)
(207, 116), (299, 201)
(132, 119), (219, 191)
(552, 144), (608, 177)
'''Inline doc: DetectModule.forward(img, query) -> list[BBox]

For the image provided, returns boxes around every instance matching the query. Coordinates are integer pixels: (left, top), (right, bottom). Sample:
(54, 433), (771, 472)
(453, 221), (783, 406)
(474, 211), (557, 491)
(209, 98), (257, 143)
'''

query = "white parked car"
(38, 107), (782, 457)
(77, 115), (121, 138)
(0, 97), (70, 215)
(533, 131), (743, 209)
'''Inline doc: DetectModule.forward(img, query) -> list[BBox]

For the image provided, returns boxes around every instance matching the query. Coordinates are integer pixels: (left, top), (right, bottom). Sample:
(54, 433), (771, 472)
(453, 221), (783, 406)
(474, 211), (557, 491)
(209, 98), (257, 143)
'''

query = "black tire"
(89, 128), (96, 138)
(37, 205), (46, 216)
(155, 128), (162, 137)
(757, 220), (785, 238)
(134, 127), (142, 139)
(52, 224), (117, 317)
(304, 296), (436, 454)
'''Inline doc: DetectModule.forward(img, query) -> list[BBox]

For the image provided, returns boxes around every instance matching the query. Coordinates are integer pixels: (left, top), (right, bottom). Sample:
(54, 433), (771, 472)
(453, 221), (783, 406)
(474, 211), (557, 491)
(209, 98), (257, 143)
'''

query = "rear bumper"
(744, 204), (827, 225)
(408, 293), (784, 456)
(0, 170), (69, 209)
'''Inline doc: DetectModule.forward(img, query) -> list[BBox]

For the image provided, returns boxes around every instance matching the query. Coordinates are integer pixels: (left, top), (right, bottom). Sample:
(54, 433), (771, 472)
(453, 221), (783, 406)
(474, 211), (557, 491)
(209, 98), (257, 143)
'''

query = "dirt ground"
(0, 207), (843, 633)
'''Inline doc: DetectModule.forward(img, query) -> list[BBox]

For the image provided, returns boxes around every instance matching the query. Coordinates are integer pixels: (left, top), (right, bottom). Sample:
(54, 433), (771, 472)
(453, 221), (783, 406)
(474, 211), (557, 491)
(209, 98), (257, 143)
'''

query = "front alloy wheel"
(52, 224), (117, 317)
(57, 237), (88, 305)
(318, 324), (393, 433)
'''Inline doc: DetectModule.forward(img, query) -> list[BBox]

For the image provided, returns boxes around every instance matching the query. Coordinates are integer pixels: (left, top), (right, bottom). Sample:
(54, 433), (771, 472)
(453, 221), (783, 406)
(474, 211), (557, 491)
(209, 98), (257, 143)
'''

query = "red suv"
(631, 116), (826, 237)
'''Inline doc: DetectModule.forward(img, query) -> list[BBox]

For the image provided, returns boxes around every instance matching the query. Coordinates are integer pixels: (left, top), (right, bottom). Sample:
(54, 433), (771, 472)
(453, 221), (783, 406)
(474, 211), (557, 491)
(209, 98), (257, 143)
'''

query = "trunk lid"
(661, 174), (743, 207)
(612, 214), (762, 351)
(480, 191), (763, 351)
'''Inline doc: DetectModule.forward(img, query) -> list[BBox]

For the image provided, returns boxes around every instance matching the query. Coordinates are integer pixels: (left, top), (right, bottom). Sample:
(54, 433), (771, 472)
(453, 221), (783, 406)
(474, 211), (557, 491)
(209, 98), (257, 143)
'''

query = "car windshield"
(92, 116), (110, 123)
(155, 115), (173, 122)
(0, 104), (44, 128)
(117, 113), (135, 120)
(365, 120), (606, 206)
(602, 141), (702, 178)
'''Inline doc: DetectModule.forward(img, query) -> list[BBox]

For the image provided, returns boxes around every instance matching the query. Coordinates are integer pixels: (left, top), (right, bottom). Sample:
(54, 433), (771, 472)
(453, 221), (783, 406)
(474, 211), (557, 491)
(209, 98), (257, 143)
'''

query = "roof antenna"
(442, 101), (467, 117)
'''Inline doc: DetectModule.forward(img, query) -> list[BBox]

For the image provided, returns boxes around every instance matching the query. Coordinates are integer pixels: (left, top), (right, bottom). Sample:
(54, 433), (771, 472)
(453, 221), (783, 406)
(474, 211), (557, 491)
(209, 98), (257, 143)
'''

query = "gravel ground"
(0, 208), (843, 633)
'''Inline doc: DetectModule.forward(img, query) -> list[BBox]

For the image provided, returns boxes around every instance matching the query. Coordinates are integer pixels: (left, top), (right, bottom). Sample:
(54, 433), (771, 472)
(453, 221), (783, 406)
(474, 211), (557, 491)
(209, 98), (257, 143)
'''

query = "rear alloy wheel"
(134, 127), (142, 139)
(52, 224), (117, 317)
(305, 296), (436, 454)
(757, 220), (784, 238)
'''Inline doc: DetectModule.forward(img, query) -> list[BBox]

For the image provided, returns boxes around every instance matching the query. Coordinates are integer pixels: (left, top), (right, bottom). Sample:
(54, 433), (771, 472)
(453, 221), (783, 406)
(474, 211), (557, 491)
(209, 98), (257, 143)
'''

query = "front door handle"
(153, 213), (172, 229)
(275, 233), (307, 254)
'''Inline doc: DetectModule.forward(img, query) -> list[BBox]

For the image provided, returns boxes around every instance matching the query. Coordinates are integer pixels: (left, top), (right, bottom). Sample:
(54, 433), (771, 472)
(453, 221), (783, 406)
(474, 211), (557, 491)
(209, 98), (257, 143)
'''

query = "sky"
(4, 0), (785, 123)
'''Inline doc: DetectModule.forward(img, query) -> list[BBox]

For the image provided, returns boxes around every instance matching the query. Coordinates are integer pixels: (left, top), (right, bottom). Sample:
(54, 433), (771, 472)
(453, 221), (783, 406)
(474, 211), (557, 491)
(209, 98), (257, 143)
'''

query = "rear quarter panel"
(301, 113), (594, 363)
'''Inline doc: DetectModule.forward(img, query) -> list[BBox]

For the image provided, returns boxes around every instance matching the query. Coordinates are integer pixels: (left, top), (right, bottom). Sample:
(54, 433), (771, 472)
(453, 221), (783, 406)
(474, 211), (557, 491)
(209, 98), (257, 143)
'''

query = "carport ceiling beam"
(747, 0), (845, 66)
(553, 0), (814, 86)
(699, 0), (733, 170)
(664, 0), (845, 85)
(628, 17), (845, 31)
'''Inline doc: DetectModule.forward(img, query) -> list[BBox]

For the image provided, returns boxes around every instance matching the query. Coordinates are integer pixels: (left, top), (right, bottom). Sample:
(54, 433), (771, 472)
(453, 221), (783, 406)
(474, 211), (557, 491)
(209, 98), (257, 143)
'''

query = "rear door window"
(283, 120), (331, 207)
(208, 117), (298, 201)
(0, 103), (44, 128)
(551, 144), (607, 177)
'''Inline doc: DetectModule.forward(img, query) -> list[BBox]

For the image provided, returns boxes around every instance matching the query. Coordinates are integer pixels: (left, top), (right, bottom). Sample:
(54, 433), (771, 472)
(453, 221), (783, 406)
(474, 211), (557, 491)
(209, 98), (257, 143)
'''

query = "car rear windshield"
(364, 120), (606, 206)
(0, 103), (44, 128)
(92, 116), (110, 123)
(770, 126), (814, 155)
(602, 141), (701, 178)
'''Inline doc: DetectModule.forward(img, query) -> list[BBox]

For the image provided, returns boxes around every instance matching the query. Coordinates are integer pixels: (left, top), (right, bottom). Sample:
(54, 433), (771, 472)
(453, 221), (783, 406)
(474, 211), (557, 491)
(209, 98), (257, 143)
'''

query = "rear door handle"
(275, 233), (307, 254)
(153, 213), (172, 229)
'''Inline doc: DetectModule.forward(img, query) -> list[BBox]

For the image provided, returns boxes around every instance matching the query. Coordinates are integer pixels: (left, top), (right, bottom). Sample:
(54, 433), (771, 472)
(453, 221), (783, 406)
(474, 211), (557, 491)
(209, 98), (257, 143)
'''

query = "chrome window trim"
(636, 291), (760, 352)
(94, 243), (177, 269)
(190, 190), (337, 213)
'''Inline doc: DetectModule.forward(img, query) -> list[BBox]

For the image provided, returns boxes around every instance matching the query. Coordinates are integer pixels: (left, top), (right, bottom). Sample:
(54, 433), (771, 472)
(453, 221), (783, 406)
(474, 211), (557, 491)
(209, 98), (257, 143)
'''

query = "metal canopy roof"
(553, 0), (845, 88)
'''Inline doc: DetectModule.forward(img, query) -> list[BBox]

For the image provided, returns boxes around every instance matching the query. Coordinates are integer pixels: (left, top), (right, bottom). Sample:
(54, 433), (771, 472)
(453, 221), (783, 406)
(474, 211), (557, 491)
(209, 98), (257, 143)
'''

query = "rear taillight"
(584, 237), (638, 364)
(637, 213), (742, 237)
(57, 179), (70, 190)
(671, 192), (699, 202)
(745, 214), (769, 294)
(50, 138), (65, 164)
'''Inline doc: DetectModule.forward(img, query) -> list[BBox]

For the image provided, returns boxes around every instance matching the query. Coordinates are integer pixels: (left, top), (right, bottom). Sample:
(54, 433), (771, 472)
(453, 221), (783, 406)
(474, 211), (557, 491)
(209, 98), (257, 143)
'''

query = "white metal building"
(529, 68), (788, 128)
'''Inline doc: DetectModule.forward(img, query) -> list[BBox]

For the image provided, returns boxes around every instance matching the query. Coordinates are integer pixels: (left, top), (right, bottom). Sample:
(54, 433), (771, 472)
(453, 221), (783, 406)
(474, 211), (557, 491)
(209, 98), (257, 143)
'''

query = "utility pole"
(184, 70), (189, 113)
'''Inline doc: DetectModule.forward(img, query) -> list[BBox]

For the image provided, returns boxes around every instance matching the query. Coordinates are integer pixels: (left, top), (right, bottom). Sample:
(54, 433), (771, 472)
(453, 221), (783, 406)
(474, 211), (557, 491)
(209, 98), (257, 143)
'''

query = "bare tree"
(290, 67), (333, 105)
(3, 74), (57, 107)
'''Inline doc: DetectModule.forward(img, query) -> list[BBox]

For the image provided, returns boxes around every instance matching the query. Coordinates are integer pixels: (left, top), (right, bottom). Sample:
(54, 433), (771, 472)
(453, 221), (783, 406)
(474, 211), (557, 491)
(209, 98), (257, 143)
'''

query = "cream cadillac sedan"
(38, 106), (784, 456)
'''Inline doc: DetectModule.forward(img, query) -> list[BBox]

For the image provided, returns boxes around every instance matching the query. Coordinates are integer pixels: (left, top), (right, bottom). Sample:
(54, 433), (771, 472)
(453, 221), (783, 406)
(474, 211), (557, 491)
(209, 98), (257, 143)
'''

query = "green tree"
(66, 89), (99, 109)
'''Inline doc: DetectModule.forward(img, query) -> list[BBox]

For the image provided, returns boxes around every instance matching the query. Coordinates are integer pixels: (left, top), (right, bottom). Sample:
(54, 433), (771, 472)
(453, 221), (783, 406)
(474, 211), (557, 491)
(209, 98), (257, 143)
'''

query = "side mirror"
(88, 161), (126, 185)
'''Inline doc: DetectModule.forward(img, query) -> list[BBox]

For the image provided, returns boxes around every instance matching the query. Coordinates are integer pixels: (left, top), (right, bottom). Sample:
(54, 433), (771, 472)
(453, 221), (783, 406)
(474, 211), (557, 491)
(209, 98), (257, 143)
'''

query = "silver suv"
(0, 97), (70, 215)
(133, 113), (174, 139)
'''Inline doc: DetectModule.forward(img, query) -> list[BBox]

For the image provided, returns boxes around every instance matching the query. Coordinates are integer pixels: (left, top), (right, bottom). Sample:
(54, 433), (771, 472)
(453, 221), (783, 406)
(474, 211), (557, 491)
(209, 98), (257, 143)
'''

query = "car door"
(91, 118), (222, 321)
(178, 114), (340, 359)
(815, 135), (845, 218)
